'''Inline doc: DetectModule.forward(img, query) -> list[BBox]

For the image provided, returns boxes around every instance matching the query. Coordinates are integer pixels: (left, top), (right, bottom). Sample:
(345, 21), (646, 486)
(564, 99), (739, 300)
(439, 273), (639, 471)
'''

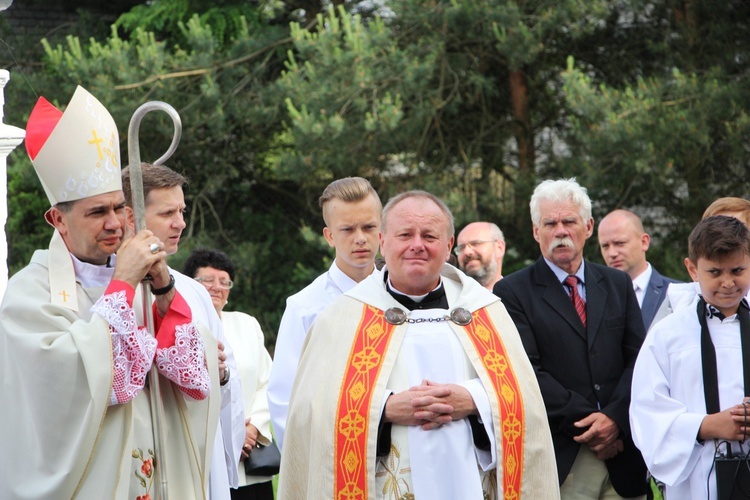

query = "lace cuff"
(155, 323), (210, 400)
(92, 290), (157, 406)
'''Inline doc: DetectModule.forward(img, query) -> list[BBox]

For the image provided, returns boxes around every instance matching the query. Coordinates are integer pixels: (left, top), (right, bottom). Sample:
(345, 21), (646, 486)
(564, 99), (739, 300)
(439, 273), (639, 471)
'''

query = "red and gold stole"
(460, 307), (525, 500)
(332, 305), (524, 500)
(334, 305), (397, 500)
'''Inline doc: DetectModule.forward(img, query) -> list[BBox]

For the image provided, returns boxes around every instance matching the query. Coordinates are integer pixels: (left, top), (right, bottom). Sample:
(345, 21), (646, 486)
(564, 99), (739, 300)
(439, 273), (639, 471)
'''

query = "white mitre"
(24, 86), (122, 310)
(25, 85), (121, 205)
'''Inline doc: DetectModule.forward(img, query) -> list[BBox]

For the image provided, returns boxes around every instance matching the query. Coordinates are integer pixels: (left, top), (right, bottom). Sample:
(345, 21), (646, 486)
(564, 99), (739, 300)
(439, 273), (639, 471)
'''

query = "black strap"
(700, 298), (721, 414)
(740, 303), (750, 398)
(700, 298), (750, 414)
(150, 274), (175, 296)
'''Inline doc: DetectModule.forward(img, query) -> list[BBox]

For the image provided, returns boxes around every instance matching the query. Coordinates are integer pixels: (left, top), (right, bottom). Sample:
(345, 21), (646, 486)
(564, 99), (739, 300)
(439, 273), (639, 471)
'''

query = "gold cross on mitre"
(88, 130), (104, 162)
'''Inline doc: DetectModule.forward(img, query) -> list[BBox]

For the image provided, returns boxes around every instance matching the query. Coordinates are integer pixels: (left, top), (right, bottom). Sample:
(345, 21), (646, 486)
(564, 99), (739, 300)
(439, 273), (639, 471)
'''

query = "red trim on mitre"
(25, 97), (63, 160)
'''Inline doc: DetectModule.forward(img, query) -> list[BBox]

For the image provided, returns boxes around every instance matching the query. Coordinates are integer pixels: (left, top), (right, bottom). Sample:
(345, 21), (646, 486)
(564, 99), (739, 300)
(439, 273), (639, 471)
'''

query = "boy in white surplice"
(631, 215), (750, 499)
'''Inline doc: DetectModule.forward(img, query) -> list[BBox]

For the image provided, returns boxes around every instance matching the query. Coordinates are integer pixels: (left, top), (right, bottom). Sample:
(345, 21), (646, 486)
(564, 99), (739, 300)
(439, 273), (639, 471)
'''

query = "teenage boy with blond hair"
(268, 177), (382, 450)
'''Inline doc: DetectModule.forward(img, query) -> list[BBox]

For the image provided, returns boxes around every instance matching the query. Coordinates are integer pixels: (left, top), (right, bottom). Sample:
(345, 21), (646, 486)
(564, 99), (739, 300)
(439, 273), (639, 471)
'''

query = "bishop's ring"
(149, 243), (160, 254)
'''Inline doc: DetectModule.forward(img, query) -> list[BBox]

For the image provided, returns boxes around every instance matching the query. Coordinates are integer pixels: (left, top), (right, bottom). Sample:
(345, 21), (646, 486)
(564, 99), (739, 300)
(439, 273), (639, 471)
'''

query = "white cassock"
(386, 308), (495, 499)
(267, 261), (377, 450)
(631, 295), (746, 499)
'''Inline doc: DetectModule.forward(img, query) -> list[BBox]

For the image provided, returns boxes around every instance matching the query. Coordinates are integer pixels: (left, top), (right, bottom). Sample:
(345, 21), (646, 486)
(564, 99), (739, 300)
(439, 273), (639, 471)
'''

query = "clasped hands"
(700, 398), (750, 442)
(384, 380), (477, 431)
(113, 229), (173, 316)
(573, 412), (623, 460)
(113, 229), (168, 289)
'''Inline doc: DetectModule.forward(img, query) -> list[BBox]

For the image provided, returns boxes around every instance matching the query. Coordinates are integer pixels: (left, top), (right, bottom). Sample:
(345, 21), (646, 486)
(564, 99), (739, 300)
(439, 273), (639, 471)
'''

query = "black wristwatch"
(151, 274), (176, 295)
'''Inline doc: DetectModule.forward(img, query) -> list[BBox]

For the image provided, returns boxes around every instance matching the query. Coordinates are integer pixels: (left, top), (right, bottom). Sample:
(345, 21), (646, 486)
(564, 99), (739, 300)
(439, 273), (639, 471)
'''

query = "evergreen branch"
(114, 36), (293, 90)
(616, 95), (698, 119)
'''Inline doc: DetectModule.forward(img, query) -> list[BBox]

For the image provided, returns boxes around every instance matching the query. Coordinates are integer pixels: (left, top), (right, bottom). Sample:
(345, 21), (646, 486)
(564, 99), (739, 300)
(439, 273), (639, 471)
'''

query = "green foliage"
(7, 6), (300, 344)
(560, 0), (750, 276)
(490, 0), (607, 69)
(275, 6), (437, 184)
(6, 0), (750, 346)
(274, 0), (622, 267)
(116, 0), (268, 50)
(5, 153), (52, 275)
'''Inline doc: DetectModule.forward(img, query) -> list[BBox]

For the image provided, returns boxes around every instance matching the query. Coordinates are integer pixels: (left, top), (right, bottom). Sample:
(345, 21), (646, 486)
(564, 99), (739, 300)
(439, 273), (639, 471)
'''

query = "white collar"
(631, 262), (652, 291)
(71, 253), (116, 289)
(347, 263), (497, 313)
(329, 260), (377, 293)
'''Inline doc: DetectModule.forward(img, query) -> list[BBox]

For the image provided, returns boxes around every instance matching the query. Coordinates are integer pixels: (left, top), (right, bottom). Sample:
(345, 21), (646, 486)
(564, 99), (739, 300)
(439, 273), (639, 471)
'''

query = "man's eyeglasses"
(194, 276), (234, 290)
(455, 239), (496, 254)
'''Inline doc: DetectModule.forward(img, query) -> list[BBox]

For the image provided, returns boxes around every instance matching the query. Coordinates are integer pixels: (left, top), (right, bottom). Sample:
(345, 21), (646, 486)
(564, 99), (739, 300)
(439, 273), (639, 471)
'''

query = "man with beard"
(456, 222), (506, 290)
(494, 178), (648, 499)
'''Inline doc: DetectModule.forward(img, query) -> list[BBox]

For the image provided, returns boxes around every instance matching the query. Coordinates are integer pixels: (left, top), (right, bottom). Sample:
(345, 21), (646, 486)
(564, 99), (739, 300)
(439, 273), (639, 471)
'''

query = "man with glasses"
(122, 163), (245, 500)
(456, 222), (506, 290)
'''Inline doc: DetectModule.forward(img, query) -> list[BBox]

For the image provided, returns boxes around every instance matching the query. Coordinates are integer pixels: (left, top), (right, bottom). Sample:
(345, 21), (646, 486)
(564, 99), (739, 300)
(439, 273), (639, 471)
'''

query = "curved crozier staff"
(127, 102), (182, 500)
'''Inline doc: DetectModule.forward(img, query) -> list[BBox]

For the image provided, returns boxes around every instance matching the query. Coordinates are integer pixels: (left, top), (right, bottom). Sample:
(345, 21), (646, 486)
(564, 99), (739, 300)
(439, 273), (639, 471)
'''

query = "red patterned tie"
(564, 275), (587, 328)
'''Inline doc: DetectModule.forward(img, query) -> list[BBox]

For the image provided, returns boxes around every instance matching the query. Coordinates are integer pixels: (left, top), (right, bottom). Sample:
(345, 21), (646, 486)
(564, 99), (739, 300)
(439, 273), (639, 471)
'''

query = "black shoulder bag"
(244, 440), (281, 477)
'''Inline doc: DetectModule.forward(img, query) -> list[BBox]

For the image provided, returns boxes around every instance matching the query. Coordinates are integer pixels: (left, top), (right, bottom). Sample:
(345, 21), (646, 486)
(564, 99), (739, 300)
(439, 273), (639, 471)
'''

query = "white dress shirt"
(631, 263), (653, 307)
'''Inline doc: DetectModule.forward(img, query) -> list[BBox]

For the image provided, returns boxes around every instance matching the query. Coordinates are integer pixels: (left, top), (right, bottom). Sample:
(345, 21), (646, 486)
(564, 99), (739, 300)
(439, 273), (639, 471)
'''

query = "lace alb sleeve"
(155, 322), (210, 400)
(91, 289), (157, 406)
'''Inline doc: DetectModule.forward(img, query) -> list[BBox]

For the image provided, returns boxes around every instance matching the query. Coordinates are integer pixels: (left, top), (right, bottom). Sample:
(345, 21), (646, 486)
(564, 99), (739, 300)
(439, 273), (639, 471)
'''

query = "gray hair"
(382, 190), (455, 237)
(487, 222), (505, 242)
(530, 178), (592, 225)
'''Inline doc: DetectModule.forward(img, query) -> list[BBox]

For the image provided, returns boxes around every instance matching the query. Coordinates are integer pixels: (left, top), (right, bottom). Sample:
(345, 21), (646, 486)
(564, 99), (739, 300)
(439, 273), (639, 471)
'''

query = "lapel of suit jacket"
(535, 258), (587, 341)
(584, 262), (607, 347)
(640, 269), (663, 329)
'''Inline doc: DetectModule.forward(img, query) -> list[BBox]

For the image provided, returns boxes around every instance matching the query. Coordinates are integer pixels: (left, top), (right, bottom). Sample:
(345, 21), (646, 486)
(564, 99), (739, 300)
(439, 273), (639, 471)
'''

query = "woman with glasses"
(184, 249), (275, 500)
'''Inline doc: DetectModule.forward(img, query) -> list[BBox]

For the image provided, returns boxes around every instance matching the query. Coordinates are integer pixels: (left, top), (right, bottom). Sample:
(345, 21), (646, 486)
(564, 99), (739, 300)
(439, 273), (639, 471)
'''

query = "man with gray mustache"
(494, 178), (648, 500)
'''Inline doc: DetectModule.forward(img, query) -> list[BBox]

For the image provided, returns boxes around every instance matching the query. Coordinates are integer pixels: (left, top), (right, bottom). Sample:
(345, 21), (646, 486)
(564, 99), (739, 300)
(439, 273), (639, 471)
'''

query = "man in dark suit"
(598, 209), (681, 329)
(494, 179), (647, 499)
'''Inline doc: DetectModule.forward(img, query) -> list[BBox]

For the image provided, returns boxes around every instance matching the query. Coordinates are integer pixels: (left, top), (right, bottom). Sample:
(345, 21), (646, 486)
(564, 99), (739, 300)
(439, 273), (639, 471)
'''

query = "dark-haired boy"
(630, 215), (750, 499)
